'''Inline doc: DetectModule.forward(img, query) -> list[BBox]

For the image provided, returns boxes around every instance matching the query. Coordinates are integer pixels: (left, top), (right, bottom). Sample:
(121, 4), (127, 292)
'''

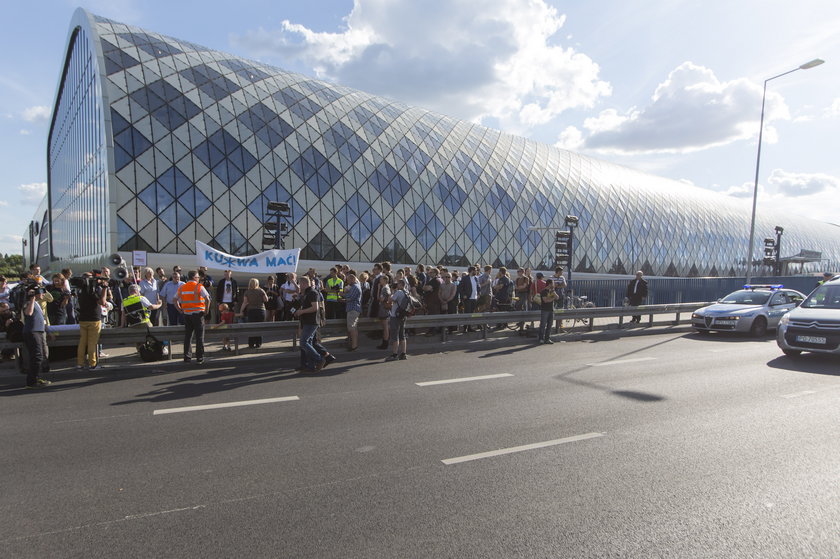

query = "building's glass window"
(48, 27), (107, 261)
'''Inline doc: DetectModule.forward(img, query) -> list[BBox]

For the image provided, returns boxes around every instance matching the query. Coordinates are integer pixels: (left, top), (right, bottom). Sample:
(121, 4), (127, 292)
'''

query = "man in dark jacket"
(215, 270), (238, 322)
(626, 271), (648, 324)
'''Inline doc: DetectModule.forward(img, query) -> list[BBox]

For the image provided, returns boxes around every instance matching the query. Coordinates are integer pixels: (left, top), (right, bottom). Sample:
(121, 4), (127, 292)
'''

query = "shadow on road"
(682, 331), (776, 343)
(550, 335), (680, 403)
(766, 354), (840, 376)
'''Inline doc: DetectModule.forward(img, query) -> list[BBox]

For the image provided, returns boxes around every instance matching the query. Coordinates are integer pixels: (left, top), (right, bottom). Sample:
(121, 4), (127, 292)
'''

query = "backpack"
(5, 318), (24, 342)
(137, 334), (169, 362)
(397, 291), (423, 319)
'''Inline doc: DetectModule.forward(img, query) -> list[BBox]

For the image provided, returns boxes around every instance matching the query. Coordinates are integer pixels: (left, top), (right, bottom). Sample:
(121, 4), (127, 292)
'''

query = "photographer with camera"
(72, 271), (109, 370)
(46, 273), (71, 326)
(22, 286), (50, 389)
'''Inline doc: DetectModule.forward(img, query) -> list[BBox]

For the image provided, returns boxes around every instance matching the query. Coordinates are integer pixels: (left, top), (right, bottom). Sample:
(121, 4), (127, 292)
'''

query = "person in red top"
(174, 270), (212, 364)
(217, 303), (235, 352)
(530, 272), (547, 309)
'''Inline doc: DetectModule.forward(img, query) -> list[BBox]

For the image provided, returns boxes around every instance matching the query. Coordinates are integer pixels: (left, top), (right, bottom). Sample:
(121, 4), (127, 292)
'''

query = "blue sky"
(2, 0), (838, 257)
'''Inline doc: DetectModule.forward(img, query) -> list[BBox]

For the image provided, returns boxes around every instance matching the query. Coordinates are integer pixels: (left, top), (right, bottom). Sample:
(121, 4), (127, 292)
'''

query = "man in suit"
(626, 271), (648, 324)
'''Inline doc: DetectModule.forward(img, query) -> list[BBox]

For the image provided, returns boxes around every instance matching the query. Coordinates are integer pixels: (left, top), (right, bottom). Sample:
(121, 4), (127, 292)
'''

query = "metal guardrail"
(1, 302), (711, 359)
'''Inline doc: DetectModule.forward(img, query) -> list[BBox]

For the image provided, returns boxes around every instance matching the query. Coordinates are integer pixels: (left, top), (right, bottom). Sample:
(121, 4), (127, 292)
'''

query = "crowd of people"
(1, 259), (653, 388)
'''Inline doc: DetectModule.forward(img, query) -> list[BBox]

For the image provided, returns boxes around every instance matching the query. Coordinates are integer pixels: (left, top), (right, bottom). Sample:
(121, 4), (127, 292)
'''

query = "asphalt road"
(1, 330), (838, 558)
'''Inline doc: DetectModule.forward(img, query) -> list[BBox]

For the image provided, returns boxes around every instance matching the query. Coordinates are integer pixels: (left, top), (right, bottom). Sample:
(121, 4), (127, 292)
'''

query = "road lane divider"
(153, 396), (300, 415)
(416, 373), (514, 387)
(587, 357), (656, 367)
(780, 390), (816, 399)
(441, 432), (604, 465)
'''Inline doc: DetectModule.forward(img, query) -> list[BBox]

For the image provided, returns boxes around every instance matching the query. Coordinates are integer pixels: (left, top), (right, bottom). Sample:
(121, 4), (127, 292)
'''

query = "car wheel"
(782, 349), (801, 357)
(750, 316), (768, 337)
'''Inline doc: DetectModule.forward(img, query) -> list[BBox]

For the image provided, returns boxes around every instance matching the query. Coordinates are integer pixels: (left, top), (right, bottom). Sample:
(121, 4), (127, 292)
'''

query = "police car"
(777, 276), (840, 357)
(691, 285), (805, 336)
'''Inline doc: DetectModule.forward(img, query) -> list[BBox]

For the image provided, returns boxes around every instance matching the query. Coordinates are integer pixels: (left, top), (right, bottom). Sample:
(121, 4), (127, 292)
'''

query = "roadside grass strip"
(442, 432), (604, 465)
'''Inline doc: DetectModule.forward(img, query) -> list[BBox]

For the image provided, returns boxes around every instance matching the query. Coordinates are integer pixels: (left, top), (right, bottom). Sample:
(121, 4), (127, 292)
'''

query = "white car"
(777, 277), (840, 357)
(691, 285), (805, 337)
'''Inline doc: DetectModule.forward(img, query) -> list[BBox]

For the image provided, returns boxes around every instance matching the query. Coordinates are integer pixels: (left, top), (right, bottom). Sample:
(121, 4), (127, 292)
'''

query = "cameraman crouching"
(23, 287), (51, 389)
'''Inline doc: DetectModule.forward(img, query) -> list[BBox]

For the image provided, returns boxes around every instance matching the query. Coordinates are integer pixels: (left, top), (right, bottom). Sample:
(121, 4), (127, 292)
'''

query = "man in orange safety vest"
(174, 270), (212, 364)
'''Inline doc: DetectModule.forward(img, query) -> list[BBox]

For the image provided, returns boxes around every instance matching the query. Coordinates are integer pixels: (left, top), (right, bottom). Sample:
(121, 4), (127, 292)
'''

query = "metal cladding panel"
(43, 9), (840, 275)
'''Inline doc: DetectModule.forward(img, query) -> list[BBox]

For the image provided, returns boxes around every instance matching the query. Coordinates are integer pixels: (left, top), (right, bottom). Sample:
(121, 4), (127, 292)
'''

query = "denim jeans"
(167, 304), (184, 326)
(539, 309), (554, 341)
(300, 324), (324, 369)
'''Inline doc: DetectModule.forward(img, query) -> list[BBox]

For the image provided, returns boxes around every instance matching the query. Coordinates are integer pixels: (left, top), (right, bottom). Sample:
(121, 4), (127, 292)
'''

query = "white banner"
(196, 241), (300, 274)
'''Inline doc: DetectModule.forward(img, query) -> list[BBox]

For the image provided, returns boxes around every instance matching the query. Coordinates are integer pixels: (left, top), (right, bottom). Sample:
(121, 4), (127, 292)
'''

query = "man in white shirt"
(281, 272), (299, 321)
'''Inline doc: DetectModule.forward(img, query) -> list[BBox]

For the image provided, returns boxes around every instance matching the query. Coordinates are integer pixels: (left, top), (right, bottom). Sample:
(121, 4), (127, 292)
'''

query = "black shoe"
(325, 354), (337, 364)
(385, 353), (399, 362)
(544, 339), (554, 344)
(184, 357), (191, 363)
(197, 357), (205, 364)
(398, 353), (407, 360)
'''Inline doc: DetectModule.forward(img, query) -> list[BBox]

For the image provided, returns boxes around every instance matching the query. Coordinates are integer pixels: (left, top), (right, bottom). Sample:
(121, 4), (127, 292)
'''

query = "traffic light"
(555, 231), (571, 266)
(763, 237), (777, 267)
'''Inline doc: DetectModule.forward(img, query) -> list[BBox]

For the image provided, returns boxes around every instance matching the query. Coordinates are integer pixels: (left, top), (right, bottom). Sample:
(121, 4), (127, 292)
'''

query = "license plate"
(796, 335), (827, 344)
(715, 320), (736, 325)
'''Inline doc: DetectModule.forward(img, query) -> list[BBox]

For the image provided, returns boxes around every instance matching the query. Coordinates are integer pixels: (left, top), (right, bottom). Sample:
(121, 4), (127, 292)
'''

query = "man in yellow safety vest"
(324, 267), (345, 320)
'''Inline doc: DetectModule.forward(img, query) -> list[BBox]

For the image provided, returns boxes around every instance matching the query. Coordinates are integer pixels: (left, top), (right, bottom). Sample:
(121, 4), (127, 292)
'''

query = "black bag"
(137, 334), (169, 362)
(5, 319), (24, 342)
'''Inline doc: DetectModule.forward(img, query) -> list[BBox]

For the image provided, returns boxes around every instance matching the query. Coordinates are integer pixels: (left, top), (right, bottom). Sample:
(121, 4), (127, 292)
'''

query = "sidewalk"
(0, 312), (694, 378)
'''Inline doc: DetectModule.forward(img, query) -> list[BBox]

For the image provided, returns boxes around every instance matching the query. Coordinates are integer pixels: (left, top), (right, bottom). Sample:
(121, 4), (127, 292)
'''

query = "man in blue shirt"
(343, 273), (362, 351)
(22, 287), (51, 389)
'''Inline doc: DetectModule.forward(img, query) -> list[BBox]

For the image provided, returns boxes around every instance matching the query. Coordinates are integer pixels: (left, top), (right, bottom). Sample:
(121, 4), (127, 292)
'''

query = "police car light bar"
(742, 284), (784, 290)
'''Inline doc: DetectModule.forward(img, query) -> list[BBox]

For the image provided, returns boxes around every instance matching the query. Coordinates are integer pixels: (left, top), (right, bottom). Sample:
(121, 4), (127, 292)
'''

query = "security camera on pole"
(263, 201), (292, 250)
(556, 215), (579, 285)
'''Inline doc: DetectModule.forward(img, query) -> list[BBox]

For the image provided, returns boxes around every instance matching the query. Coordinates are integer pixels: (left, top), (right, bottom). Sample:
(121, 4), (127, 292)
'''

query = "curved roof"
(50, 9), (839, 276)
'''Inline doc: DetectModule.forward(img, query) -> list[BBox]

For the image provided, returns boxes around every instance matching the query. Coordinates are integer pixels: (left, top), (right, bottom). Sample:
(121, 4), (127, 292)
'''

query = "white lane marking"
(587, 357), (657, 367)
(442, 432), (604, 465)
(416, 373), (513, 386)
(123, 505), (206, 520)
(153, 396), (299, 415)
(781, 390), (816, 399)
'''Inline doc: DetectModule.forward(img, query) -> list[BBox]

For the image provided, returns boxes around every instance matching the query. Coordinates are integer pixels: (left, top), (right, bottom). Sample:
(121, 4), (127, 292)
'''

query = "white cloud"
(21, 106), (50, 122)
(0, 200), (8, 207)
(723, 181), (757, 199)
(827, 98), (840, 117)
(577, 62), (788, 154)
(232, 0), (611, 132)
(555, 126), (584, 151)
(766, 169), (839, 197)
(19, 129), (30, 135)
(18, 182), (47, 205)
(723, 170), (840, 225)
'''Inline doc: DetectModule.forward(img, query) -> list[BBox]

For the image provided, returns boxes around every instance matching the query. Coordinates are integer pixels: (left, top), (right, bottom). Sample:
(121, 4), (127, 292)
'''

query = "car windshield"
(720, 291), (770, 305)
(801, 285), (840, 309)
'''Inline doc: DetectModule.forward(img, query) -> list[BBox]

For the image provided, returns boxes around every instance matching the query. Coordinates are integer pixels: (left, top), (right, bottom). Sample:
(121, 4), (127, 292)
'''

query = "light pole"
(745, 58), (824, 283)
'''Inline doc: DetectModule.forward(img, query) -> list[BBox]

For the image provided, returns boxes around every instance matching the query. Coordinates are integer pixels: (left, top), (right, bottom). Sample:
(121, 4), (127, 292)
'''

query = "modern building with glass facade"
(26, 9), (839, 277)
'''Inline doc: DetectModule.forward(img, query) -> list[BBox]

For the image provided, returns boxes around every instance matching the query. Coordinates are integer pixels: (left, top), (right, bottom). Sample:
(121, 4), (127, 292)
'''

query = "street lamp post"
(745, 58), (824, 283)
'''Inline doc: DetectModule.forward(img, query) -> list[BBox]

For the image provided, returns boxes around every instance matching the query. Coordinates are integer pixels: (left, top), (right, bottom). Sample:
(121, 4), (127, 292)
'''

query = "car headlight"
(692, 313), (702, 319)
(779, 314), (789, 327)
